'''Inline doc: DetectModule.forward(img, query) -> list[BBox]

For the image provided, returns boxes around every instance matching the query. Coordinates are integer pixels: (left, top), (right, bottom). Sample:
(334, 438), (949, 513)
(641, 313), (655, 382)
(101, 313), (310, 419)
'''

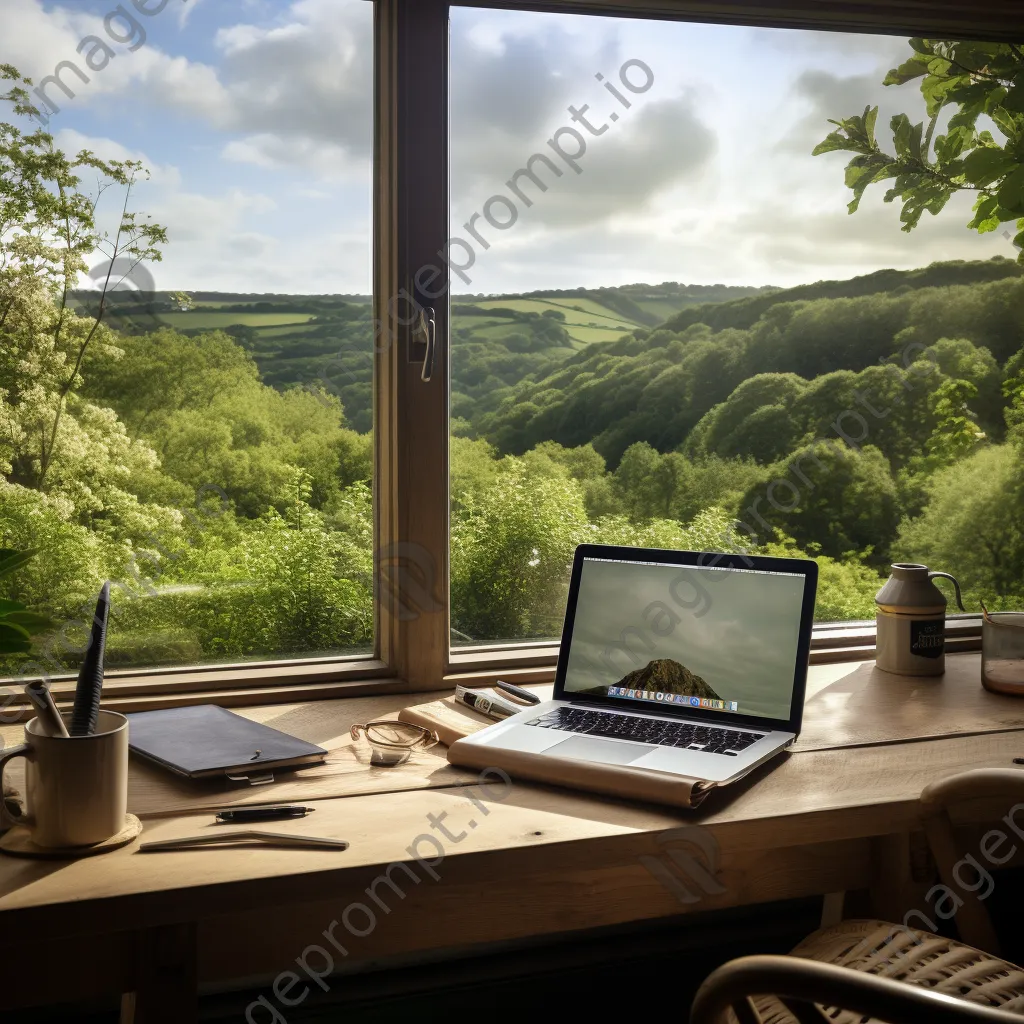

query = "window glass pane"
(449, 8), (1023, 646)
(0, 0), (375, 678)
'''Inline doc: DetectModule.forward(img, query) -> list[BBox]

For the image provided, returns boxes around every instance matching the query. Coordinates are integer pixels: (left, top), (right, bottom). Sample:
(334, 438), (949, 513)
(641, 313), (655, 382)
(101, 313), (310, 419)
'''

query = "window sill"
(0, 659), (403, 719)
(446, 618), (985, 686)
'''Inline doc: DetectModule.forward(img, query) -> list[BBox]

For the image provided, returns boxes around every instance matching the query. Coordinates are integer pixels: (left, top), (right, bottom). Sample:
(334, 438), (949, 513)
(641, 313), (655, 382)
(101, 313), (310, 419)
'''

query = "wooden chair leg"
(870, 831), (913, 922)
(820, 892), (845, 929)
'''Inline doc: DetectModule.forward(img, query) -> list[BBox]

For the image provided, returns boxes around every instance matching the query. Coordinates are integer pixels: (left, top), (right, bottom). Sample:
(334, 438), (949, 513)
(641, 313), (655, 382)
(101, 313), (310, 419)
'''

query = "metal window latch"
(416, 305), (436, 382)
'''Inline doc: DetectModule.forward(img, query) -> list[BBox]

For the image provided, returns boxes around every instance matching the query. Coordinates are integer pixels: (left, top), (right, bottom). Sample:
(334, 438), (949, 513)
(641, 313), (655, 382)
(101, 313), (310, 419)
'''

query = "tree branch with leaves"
(813, 39), (1024, 255)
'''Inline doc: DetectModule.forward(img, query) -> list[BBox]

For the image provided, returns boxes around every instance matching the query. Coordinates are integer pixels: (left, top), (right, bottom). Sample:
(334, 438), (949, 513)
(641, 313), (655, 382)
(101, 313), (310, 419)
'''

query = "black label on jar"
(910, 619), (944, 658)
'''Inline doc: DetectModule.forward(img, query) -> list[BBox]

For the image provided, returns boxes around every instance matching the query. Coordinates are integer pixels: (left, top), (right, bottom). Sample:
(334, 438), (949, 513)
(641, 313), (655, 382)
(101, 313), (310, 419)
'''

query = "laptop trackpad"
(546, 735), (654, 765)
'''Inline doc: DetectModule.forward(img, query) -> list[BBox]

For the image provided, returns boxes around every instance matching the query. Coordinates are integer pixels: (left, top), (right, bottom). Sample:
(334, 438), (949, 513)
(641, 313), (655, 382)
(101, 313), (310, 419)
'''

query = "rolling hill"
(71, 257), (1023, 452)
(74, 282), (766, 434)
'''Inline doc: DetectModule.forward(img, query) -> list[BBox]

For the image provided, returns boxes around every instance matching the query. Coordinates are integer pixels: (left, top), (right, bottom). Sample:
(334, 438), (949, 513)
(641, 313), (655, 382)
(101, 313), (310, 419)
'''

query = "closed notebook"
(127, 705), (327, 780)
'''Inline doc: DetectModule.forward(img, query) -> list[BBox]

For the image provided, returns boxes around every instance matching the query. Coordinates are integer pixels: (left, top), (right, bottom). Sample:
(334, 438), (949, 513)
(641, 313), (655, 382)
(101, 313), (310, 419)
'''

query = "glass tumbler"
(982, 612), (1024, 696)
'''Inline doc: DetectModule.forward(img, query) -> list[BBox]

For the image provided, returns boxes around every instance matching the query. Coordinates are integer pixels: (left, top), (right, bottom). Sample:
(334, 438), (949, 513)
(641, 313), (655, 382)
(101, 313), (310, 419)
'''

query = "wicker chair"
(691, 768), (1024, 1024)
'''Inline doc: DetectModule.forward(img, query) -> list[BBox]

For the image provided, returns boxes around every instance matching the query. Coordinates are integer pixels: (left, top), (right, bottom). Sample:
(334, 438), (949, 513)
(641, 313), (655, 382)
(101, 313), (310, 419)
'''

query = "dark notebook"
(127, 705), (327, 780)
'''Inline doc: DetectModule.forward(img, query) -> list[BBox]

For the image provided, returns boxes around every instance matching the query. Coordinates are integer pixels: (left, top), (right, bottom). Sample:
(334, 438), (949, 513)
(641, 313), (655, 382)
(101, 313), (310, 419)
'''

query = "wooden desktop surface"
(0, 653), (1022, 1021)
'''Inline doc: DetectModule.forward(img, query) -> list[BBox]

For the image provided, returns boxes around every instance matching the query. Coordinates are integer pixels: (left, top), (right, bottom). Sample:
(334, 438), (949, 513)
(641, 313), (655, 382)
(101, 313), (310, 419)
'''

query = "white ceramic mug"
(0, 710), (128, 848)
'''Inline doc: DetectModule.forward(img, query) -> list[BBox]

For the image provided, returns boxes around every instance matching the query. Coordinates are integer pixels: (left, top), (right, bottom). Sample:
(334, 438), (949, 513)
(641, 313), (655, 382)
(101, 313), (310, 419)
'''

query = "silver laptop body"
(456, 545), (818, 785)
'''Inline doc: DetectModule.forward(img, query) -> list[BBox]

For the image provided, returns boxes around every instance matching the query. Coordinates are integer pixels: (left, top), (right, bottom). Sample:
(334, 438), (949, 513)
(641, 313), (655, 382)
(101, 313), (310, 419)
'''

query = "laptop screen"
(561, 555), (809, 722)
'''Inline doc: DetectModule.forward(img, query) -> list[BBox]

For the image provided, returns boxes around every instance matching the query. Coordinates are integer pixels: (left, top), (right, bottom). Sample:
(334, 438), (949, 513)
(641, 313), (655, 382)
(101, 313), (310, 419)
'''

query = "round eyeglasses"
(350, 720), (439, 766)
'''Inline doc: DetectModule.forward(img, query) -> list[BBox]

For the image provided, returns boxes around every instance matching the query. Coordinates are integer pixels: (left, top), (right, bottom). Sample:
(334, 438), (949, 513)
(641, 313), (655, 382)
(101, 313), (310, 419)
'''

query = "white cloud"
(222, 133), (366, 182)
(53, 128), (182, 187)
(0, 0), (231, 125)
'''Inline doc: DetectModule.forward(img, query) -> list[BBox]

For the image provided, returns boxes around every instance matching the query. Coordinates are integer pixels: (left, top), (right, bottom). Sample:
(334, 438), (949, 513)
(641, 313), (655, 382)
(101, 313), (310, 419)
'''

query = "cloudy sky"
(563, 559), (806, 719)
(1, 0), (1010, 294)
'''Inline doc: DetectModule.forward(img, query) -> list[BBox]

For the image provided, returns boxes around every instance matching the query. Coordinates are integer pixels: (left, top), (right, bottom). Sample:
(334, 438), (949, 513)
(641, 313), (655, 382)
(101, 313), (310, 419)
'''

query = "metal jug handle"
(928, 571), (966, 613)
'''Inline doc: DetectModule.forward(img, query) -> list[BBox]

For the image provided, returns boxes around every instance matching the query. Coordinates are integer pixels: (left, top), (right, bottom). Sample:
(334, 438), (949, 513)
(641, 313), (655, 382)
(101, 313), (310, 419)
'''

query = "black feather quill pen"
(70, 582), (110, 736)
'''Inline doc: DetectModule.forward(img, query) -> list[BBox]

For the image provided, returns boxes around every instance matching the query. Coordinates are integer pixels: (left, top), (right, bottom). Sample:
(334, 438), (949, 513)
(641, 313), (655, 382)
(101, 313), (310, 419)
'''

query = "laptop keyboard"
(525, 706), (766, 756)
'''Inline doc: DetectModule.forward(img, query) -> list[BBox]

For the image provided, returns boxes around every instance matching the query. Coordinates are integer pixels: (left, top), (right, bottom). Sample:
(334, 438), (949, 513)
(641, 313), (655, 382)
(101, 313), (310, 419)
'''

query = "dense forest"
(2, 40), (1024, 675)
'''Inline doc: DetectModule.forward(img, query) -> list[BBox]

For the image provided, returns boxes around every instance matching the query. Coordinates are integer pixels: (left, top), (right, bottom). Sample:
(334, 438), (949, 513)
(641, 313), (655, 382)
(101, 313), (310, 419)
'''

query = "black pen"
(216, 805), (315, 823)
(495, 680), (542, 706)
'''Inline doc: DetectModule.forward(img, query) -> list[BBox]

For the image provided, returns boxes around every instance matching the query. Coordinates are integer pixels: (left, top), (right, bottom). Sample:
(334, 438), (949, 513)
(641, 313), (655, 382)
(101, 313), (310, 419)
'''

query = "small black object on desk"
(216, 806), (314, 823)
(494, 680), (541, 705)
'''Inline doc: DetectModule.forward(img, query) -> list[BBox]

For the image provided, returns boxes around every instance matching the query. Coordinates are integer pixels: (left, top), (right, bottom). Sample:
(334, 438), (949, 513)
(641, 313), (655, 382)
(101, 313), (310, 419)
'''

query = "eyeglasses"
(350, 720), (439, 766)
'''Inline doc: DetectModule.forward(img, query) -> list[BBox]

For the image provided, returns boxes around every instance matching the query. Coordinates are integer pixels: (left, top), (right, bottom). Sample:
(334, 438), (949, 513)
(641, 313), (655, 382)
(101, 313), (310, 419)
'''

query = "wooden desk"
(1, 654), (1021, 1022)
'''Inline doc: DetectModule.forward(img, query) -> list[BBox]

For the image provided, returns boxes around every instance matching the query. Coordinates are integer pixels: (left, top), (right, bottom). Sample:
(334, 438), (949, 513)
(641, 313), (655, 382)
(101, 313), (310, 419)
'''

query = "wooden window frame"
(5, 0), (1005, 715)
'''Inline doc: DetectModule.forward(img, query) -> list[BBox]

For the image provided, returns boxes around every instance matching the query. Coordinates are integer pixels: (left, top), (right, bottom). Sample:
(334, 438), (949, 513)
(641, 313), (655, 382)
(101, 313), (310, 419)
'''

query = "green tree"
(684, 373), (806, 464)
(1004, 369), (1024, 440)
(924, 378), (986, 464)
(814, 40), (1024, 254)
(740, 443), (900, 564)
(1, 66), (167, 488)
(526, 441), (621, 517)
(897, 445), (1024, 606)
(613, 443), (684, 519)
(451, 458), (587, 641)
(451, 435), (500, 512)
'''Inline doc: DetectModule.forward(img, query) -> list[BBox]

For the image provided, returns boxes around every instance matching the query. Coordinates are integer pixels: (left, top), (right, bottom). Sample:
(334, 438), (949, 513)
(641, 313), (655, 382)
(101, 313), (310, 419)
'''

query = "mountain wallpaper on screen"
(612, 658), (722, 699)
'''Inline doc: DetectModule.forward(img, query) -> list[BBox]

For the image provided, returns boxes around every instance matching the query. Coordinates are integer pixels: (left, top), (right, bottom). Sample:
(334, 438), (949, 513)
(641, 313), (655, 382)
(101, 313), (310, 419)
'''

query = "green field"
(476, 295), (637, 324)
(564, 324), (635, 344)
(257, 323), (322, 338)
(467, 297), (638, 346)
(160, 311), (318, 329)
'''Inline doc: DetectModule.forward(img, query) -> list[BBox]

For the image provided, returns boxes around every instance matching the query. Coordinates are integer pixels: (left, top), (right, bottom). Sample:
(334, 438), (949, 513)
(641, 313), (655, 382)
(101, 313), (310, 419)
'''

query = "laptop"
(454, 544), (818, 784)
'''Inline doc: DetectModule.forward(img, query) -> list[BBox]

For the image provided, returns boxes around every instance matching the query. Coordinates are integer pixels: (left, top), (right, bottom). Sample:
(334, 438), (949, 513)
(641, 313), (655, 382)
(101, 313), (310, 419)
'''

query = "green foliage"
(924, 379), (986, 463)
(684, 374), (807, 464)
(813, 40), (1024, 255)
(0, 549), (51, 655)
(1004, 369), (1024, 441)
(740, 443), (900, 565)
(659, 259), (1021, 336)
(112, 485), (374, 664)
(478, 263), (1024, 463)
(84, 327), (371, 517)
(1, 66), (168, 493)
(451, 458), (588, 641)
(897, 445), (1024, 608)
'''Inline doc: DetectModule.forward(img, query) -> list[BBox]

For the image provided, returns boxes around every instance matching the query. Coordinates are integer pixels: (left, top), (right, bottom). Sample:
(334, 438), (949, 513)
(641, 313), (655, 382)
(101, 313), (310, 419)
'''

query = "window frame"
(5, 0), (1009, 714)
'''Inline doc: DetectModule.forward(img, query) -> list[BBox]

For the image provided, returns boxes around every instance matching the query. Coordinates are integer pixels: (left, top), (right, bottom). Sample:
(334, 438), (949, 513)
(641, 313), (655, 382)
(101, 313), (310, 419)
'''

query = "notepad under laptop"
(127, 705), (327, 781)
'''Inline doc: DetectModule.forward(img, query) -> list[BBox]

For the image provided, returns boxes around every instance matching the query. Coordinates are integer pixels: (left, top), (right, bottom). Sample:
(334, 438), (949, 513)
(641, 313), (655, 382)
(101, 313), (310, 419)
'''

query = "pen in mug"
(23, 682), (70, 738)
